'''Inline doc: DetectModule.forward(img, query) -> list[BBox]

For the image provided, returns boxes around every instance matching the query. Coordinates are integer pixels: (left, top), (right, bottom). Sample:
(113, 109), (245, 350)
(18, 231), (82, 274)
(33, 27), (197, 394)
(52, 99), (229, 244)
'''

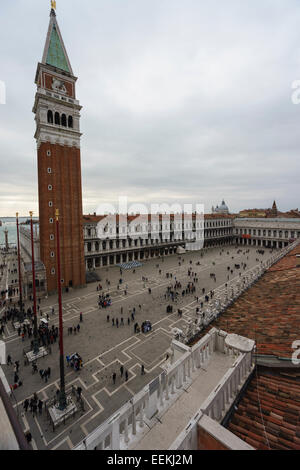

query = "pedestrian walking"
(77, 386), (82, 400)
(120, 365), (124, 377)
(23, 399), (29, 412)
(125, 371), (128, 382)
(141, 365), (145, 375)
(32, 403), (37, 417)
(112, 372), (116, 385)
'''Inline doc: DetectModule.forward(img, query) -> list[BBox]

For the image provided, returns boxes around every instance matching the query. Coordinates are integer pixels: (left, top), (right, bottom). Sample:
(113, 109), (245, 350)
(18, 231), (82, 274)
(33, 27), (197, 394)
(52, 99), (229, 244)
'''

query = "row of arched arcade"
(236, 237), (289, 249)
(47, 110), (73, 128)
(86, 245), (180, 270)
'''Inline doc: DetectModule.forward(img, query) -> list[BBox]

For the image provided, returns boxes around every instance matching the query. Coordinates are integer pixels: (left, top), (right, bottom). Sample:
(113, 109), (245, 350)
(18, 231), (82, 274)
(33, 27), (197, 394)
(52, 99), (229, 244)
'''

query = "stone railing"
(73, 330), (218, 450)
(168, 334), (255, 451)
(200, 351), (253, 422)
(73, 329), (255, 451)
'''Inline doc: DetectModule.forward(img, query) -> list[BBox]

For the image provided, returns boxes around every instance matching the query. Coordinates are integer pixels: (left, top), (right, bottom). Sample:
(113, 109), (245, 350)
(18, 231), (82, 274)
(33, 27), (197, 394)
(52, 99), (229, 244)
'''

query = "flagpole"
(16, 213), (24, 323)
(30, 212), (39, 355)
(55, 209), (67, 410)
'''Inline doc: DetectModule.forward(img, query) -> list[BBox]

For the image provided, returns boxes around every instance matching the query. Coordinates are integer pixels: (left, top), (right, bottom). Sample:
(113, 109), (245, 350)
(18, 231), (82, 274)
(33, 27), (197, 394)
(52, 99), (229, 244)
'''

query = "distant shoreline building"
(239, 200), (300, 219)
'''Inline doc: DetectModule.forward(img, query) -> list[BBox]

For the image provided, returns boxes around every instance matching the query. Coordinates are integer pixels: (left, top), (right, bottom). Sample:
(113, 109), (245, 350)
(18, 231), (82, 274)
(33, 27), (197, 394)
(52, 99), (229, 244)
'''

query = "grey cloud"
(0, 0), (300, 216)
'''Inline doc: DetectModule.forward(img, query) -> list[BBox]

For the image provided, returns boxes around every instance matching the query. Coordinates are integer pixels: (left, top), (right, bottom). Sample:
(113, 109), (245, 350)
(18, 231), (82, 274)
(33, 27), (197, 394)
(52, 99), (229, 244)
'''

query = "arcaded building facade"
(83, 214), (235, 271)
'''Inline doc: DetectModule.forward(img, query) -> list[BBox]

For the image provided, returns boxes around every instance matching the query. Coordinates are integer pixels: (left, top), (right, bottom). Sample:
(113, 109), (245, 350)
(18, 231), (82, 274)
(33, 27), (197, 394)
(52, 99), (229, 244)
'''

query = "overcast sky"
(0, 0), (299, 217)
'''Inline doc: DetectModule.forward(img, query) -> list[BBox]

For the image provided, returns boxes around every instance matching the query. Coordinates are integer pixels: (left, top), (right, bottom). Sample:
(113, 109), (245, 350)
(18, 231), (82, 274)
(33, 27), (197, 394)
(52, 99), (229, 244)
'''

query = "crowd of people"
(0, 244), (272, 448)
(23, 392), (44, 417)
(98, 293), (112, 308)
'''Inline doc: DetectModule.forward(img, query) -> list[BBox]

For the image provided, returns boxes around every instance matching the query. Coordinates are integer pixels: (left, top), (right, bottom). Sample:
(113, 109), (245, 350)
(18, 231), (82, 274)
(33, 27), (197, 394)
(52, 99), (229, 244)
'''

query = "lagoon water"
(0, 217), (31, 247)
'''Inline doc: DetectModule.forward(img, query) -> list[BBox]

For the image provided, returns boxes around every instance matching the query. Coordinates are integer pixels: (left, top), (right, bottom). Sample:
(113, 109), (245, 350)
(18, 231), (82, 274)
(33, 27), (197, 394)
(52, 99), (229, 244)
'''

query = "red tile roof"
(201, 244), (300, 359)
(83, 213), (235, 225)
(227, 370), (300, 450)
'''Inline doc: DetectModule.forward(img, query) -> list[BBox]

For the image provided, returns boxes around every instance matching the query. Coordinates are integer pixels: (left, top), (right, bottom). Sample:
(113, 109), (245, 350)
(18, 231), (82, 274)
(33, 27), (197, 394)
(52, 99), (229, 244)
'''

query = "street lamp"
(55, 209), (67, 410)
(16, 213), (24, 323)
(30, 212), (39, 355)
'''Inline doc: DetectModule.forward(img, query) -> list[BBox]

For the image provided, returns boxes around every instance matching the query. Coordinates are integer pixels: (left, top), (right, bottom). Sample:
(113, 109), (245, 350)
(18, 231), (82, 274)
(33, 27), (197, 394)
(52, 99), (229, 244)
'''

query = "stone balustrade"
(73, 328), (254, 451)
(200, 350), (253, 422)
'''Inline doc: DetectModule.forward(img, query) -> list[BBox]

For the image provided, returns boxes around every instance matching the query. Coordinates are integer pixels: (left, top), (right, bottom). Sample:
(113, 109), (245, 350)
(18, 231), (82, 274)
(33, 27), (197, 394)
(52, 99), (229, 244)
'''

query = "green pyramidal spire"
(42, 9), (73, 75)
(46, 24), (70, 73)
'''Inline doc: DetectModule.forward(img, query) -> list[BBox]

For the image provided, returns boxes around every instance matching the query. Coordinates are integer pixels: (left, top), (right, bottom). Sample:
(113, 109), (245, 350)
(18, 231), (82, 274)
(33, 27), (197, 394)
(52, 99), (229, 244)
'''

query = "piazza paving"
(0, 246), (272, 449)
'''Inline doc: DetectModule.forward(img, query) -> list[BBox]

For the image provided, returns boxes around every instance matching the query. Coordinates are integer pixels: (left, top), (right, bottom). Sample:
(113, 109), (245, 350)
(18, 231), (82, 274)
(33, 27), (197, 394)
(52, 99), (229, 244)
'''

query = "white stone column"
(131, 409), (137, 436)
(183, 361), (186, 383)
(166, 379), (170, 400)
(124, 417), (129, 444)
(139, 403), (144, 428)
(209, 338), (214, 355)
(187, 358), (191, 378)
(111, 420), (120, 449)
(196, 349), (201, 368)
(159, 380), (164, 407)
(191, 352), (196, 372)
(233, 371), (238, 394)
(219, 390), (225, 416)
(171, 375), (175, 394)
(225, 383), (230, 405)
(179, 367), (183, 388)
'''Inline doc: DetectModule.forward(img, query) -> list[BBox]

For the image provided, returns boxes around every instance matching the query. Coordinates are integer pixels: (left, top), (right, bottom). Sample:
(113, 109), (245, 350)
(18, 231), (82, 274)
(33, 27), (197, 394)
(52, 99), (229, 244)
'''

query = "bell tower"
(33, 5), (85, 292)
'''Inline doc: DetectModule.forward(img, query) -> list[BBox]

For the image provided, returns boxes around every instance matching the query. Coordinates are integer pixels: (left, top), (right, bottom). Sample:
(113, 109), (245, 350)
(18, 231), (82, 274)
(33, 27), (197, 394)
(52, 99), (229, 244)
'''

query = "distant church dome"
(212, 200), (230, 214)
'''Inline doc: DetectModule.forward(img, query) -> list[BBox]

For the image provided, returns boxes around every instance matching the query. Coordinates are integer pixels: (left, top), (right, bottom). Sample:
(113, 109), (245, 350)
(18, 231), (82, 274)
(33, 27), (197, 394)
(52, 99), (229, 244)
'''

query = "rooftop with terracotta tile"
(200, 244), (300, 359)
(227, 369), (300, 450)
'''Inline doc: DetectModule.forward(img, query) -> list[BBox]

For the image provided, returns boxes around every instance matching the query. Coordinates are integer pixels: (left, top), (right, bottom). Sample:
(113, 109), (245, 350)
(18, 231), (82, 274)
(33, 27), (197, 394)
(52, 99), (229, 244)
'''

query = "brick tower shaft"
(33, 7), (85, 292)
